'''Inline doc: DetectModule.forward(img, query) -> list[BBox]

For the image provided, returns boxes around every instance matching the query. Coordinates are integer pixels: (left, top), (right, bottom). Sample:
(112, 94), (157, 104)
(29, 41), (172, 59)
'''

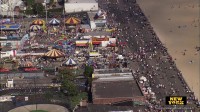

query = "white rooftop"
(68, 0), (97, 3)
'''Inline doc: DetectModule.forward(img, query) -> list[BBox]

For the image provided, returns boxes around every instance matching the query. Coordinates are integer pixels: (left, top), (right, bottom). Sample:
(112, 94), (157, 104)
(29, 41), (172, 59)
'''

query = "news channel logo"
(166, 96), (187, 105)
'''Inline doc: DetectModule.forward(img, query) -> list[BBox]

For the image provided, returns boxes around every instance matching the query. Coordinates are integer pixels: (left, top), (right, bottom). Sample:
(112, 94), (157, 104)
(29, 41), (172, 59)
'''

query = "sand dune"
(136, 0), (200, 99)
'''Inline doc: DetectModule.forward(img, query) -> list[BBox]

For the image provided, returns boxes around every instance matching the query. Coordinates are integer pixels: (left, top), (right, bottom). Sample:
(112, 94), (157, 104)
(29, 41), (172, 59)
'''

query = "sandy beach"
(136, 0), (200, 99)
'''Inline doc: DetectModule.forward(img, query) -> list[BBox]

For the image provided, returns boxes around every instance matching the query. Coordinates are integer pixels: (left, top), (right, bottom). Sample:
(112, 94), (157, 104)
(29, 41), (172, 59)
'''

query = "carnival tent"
(65, 17), (81, 25)
(64, 58), (77, 66)
(32, 19), (45, 25)
(49, 18), (60, 25)
(30, 25), (41, 31)
(44, 49), (65, 58)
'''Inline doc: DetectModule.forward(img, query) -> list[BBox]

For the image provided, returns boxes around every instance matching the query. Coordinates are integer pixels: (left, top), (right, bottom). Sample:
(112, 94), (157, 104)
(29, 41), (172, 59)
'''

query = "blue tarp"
(0, 24), (21, 30)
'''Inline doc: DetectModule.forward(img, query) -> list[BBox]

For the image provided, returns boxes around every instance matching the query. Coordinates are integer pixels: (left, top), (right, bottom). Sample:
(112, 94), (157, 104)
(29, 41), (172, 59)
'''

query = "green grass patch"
(30, 110), (48, 112)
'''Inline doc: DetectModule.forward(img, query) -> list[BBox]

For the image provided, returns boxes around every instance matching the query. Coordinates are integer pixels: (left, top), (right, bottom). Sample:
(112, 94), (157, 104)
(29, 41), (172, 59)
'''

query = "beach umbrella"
(30, 25), (41, 31)
(32, 19), (45, 25)
(49, 18), (60, 25)
(44, 49), (65, 58)
(65, 17), (81, 25)
(64, 58), (77, 66)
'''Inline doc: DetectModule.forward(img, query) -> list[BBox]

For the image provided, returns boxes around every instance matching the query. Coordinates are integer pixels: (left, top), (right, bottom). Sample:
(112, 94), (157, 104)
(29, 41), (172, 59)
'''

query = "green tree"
(84, 66), (93, 78)
(58, 68), (78, 96)
(32, 3), (45, 15)
(25, 8), (34, 15)
(26, 0), (35, 8)
(61, 80), (78, 96)
(58, 68), (76, 81)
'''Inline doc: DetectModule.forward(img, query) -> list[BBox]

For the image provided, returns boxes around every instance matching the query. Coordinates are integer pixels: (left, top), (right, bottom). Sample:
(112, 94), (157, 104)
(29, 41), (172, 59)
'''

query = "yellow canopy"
(44, 49), (65, 58)
(32, 19), (45, 25)
(65, 17), (81, 25)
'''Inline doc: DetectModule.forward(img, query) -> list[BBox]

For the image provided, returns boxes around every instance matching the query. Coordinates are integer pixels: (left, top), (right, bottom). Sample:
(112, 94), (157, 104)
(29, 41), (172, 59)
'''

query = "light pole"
(23, 7), (26, 26)
(34, 75), (37, 111)
(63, 8), (66, 35)
(44, 0), (48, 24)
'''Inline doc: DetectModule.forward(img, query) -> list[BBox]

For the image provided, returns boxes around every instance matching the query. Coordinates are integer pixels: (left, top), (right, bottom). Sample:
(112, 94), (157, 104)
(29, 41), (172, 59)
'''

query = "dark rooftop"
(93, 68), (132, 74)
(92, 80), (143, 99)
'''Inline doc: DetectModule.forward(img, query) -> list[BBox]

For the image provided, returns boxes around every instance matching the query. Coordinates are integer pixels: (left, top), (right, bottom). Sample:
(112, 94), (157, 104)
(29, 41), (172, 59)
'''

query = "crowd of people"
(1, 0), (199, 111)
(99, 0), (199, 111)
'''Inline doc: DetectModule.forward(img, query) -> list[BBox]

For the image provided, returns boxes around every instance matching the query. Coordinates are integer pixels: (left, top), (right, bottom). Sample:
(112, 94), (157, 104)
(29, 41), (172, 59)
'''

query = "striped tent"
(30, 25), (41, 31)
(49, 18), (60, 25)
(44, 49), (65, 58)
(32, 19), (45, 25)
(21, 61), (34, 67)
(65, 17), (81, 25)
(64, 58), (77, 66)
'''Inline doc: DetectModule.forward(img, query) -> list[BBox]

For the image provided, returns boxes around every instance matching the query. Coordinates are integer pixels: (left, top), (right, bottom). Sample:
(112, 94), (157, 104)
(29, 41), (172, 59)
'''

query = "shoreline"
(136, 0), (200, 100)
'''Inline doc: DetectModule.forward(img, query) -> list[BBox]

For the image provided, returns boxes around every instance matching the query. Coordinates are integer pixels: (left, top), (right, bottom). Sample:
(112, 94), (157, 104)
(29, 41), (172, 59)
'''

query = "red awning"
(24, 67), (38, 72)
(107, 44), (116, 47)
(76, 43), (88, 47)
(92, 41), (101, 45)
(0, 68), (9, 72)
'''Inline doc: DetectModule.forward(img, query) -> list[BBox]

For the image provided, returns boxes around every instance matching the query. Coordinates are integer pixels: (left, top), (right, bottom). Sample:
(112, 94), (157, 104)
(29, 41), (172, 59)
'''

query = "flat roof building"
(67, 0), (97, 3)
(64, 0), (98, 13)
(92, 68), (145, 105)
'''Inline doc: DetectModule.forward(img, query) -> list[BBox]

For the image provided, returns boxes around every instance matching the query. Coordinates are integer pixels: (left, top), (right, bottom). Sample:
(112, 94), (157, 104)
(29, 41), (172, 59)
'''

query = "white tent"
(140, 76), (147, 82)
(139, 80), (144, 84)
(64, 58), (77, 66)
(117, 55), (124, 59)
(49, 18), (60, 25)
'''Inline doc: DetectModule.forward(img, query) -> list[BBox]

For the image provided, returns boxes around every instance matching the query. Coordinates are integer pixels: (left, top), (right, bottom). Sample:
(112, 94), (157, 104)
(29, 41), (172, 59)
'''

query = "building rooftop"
(93, 68), (132, 74)
(68, 0), (98, 3)
(86, 104), (148, 112)
(92, 80), (143, 99)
